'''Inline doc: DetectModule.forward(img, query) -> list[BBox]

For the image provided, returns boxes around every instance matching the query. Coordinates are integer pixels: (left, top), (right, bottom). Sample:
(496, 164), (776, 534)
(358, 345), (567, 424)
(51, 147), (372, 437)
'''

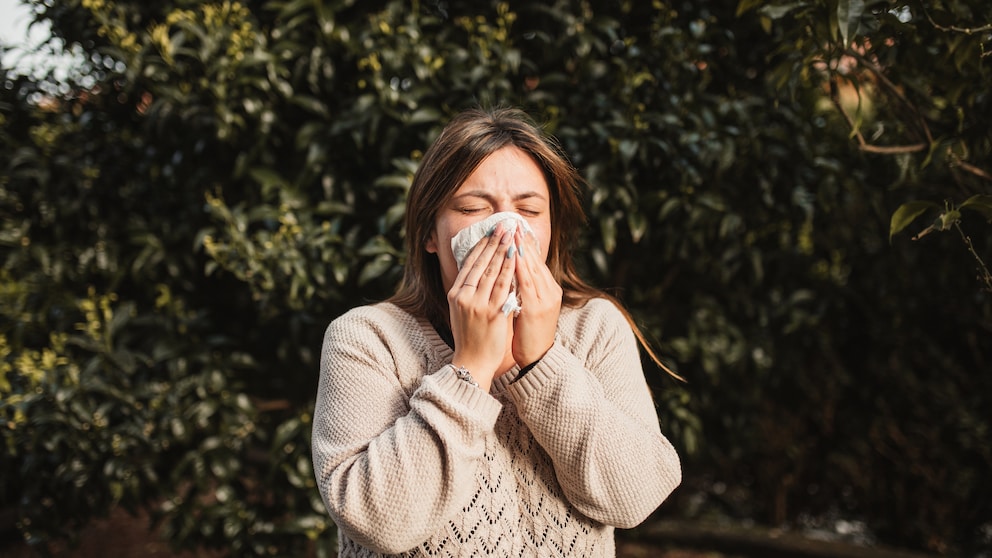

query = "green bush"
(1, 0), (989, 555)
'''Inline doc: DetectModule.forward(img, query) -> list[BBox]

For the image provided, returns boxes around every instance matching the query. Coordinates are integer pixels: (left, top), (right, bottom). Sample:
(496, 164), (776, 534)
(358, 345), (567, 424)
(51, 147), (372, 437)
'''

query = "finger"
(519, 228), (539, 261)
(490, 232), (517, 305)
(458, 222), (505, 289)
(476, 227), (515, 294)
(513, 229), (540, 296)
(453, 242), (487, 290)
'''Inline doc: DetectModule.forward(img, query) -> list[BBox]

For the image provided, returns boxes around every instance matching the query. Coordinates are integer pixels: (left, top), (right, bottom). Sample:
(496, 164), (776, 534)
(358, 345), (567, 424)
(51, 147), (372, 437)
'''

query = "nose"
(493, 200), (516, 214)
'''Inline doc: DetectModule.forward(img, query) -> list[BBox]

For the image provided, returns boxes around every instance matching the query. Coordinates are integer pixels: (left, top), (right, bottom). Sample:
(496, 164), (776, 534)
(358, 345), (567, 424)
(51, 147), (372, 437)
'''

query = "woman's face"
(426, 145), (553, 293)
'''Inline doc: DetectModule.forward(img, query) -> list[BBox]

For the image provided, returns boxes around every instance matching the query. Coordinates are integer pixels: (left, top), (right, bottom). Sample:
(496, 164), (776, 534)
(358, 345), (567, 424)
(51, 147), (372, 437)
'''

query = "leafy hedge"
(1, 0), (990, 555)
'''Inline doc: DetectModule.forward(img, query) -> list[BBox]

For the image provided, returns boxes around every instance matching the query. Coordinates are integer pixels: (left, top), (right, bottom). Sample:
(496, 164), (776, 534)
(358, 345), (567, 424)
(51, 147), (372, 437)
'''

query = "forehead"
(454, 146), (549, 197)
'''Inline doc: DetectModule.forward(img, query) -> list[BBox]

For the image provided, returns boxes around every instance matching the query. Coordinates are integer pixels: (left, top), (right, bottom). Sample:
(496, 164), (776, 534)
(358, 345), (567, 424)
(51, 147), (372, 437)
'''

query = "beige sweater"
(312, 298), (681, 557)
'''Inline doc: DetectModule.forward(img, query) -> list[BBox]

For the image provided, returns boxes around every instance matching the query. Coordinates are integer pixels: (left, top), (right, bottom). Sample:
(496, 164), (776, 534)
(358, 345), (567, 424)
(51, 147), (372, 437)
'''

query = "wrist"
(449, 363), (479, 387)
(519, 359), (540, 374)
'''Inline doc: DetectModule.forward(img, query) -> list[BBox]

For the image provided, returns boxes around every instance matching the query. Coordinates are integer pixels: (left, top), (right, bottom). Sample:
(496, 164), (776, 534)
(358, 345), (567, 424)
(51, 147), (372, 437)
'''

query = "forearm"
(313, 366), (501, 553)
(506, 342), (681, 527)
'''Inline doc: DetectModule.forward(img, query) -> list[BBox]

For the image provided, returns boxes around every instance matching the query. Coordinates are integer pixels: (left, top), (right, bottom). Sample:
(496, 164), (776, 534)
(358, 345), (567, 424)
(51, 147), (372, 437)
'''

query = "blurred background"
(1, 0), (990, 556)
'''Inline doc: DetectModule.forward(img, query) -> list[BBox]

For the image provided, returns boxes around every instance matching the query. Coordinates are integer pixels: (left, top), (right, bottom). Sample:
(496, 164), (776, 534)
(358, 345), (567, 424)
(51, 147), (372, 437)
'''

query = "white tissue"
(450, 212), (533, 316)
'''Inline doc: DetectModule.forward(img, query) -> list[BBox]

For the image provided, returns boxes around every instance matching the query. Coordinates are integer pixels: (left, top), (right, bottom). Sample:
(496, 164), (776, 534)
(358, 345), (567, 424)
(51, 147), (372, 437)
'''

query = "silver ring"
(464, 284), (477, 288)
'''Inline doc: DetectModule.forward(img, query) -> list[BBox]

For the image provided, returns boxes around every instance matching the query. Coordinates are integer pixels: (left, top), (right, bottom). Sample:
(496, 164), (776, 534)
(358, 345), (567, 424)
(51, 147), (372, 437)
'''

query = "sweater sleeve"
(503, 299), (681, 528)
(311, 308), (503, 554)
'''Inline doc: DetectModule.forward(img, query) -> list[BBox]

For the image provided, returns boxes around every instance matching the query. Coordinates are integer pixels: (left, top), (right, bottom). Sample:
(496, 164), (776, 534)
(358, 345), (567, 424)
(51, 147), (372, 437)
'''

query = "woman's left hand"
(511, 228), (562, 367)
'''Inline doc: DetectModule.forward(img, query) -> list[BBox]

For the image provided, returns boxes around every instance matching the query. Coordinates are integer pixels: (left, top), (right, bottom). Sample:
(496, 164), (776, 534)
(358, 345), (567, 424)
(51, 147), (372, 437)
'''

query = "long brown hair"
(388, 107), (681, 380)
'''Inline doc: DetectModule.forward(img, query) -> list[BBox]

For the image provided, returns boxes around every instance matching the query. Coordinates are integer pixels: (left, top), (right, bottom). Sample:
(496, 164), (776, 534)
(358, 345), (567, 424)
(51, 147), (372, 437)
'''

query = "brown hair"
(388, 107), (681, 380)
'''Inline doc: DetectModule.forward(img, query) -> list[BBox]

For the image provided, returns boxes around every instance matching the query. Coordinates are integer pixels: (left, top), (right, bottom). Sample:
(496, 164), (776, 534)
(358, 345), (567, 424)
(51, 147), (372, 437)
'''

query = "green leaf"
(735, 0), (766, 17)
(290, 95), (329, 117)
(758, 2), (807, 21)
(600, 215), (617, 254)
(249, 168), (287, 190)
(628, 211), (647, 243)
(373, 174), (412, 189)
(358, 254), (394, 285)
(889, 200), (938, 241)
(959, 195), (992, 222)
(837, 0), (865, 47)
(938, 209), (961, 231)
(406, 107), (442, 124)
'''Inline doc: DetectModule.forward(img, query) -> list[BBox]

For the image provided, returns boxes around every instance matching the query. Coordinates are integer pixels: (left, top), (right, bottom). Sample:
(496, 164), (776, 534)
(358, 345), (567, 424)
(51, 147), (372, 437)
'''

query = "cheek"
(429, 218), (458, 254)
(437, 225), (459, 256)
(434, 223), (464, 268)
(440, 216), (487, 255)
(530, 224), (553, 261)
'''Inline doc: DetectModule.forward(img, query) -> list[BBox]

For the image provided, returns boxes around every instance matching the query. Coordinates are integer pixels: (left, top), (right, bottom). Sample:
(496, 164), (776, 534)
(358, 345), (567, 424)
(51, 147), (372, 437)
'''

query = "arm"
(503, 300), (682, 528)
(311, 309), (502, 554)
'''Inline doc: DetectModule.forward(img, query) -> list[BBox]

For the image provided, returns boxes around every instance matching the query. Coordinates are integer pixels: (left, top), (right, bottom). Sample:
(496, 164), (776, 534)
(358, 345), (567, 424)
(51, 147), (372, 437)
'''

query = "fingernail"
(507, 245), (516, 259)
(518, 243), (524, 258)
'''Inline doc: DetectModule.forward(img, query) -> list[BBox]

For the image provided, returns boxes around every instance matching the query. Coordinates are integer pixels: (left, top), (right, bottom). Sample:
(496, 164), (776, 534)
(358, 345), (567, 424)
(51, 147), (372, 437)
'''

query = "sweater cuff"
(503, 341), (574, 402)
(434, 365), (503, 424)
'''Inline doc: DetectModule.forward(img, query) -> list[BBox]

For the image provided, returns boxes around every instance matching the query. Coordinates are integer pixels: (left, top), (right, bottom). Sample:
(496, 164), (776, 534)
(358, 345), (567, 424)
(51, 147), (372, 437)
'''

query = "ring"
(464, 284), (477, 288)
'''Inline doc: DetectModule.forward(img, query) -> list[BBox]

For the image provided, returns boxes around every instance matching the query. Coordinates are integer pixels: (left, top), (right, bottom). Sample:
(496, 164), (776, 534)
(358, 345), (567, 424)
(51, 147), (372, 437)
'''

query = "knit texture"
(312, 298), (681, 557)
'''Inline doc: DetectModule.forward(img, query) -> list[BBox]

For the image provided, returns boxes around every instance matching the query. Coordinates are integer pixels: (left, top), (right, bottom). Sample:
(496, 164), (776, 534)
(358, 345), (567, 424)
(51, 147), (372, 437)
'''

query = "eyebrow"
(452, 189), (548, 202)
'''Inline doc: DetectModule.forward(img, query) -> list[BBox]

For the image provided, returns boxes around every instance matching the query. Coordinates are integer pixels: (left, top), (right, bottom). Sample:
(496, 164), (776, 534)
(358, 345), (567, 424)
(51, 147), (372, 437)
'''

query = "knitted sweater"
(312, 298), (681, 557)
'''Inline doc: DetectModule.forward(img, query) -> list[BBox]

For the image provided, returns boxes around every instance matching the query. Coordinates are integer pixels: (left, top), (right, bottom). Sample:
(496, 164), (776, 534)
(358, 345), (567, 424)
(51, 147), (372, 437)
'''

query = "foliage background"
(1, 0), (990, 556)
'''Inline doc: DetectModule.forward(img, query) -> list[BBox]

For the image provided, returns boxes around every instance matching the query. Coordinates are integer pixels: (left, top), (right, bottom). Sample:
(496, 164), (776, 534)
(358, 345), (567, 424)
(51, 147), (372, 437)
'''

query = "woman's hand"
(447, 223), (517, 390)
(511, 228), (562, 367)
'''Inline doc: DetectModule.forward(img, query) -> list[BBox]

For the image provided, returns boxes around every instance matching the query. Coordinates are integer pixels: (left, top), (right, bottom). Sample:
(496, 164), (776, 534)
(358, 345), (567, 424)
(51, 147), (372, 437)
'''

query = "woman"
(312, 107), (681, 557)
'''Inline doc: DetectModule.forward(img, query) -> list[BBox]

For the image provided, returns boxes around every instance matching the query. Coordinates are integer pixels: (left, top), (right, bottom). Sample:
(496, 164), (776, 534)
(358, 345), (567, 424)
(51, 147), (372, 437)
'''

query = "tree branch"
(922, 5), (992, 35)
(921, 5), (992, 58)
(950, 158), (992, 182)
(955, 222), (992, 292)
(860, 143), (927, 154)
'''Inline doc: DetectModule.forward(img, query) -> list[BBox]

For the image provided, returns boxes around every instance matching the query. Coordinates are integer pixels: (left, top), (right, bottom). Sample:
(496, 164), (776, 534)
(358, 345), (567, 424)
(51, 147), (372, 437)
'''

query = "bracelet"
(450, 364), (479, 387)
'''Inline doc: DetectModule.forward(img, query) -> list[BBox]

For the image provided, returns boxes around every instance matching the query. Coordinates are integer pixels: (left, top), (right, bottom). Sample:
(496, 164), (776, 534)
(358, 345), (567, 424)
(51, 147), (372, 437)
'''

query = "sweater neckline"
(414, 312), (455, 362)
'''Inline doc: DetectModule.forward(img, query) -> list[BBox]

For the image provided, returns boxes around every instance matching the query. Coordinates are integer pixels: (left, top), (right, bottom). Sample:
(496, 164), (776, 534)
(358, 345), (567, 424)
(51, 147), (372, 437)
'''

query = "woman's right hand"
(447, 223), (517, 390)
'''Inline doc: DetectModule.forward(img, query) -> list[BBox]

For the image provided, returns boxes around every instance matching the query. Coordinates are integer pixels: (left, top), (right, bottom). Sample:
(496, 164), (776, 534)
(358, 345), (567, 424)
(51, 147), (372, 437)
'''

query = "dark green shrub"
(2, 0), (989, 555)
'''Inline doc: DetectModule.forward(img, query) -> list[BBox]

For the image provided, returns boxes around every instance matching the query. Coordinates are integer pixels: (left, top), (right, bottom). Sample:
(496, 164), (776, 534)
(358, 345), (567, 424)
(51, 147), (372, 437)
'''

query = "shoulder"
(562, 296), (628, 327)
(559, 296), (634, 348)
(569, 296), (625, 317)
(327, 301), (413, 328)
(320, 303), (439, 393)
(324, 302), (418, 344)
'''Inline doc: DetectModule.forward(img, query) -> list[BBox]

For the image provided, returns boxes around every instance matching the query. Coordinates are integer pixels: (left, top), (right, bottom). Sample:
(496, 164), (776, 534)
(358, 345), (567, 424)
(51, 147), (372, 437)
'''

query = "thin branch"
(860, 143), (927, 154)
(922, 5), (992, 35)
(922, 5), (992, 59)
(254, 399), (292, 412)
(955, 222), (992, 292)
(950, 158), (992, 182)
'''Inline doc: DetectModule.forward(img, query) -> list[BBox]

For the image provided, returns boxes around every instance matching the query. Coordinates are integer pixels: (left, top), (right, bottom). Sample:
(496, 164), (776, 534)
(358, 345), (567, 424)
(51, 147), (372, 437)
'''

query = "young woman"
(312, 107), (681, 557)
